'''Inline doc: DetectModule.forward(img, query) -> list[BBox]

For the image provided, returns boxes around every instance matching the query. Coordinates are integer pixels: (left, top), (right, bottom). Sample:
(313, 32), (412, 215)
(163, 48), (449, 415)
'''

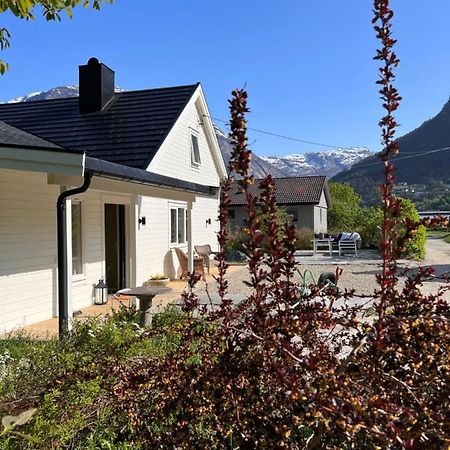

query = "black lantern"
(94, 278), (108, 305)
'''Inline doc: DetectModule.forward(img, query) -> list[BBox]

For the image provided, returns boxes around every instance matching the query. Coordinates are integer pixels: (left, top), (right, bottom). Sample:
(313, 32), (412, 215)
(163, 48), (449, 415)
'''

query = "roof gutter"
(57, 173), (92, 336)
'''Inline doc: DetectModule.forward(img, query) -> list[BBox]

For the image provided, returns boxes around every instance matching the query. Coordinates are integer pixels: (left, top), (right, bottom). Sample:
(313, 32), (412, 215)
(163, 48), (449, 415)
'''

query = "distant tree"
(328, 181), (363, 231)
(0, 0), (113, 74)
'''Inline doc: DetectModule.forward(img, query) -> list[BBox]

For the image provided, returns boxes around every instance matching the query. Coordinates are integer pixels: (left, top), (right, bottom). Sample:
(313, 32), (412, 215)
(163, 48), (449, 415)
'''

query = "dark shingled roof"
(0, 83), (199, 169)
(0, 120), (69, 151)
(228, 176), (330, 206)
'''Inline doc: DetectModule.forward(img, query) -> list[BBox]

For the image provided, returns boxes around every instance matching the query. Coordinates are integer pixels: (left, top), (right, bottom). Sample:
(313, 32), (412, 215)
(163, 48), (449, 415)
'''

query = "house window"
(191, 133), (201, 166)
(72, 202), (83, 275)
(170, 206), (187, 244)
(228, 209), (235, 220)
(286, 207), (299, 224)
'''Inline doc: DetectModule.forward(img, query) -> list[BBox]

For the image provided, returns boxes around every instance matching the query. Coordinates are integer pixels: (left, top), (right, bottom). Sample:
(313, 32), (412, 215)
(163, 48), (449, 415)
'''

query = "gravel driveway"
(201, 239), (450, 302)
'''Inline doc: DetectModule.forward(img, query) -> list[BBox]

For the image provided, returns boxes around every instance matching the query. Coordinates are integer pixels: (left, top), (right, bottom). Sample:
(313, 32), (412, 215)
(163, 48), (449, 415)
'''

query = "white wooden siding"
(147, 96), (220, 187)
(135, 193), (220, 283)
(192, 195), (220, 252)
(70, 190), (104, 311)
(0, 169), (59, 331)
(0, 169), (122, 332)
(135, 196), (170, 284)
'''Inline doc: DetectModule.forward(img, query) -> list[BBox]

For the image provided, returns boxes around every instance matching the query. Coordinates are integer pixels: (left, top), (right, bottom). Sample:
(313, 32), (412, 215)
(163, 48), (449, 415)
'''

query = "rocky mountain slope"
(262, 148), (372, 178)
(334, 97), (450, 204)
(214, 126), (286, 178)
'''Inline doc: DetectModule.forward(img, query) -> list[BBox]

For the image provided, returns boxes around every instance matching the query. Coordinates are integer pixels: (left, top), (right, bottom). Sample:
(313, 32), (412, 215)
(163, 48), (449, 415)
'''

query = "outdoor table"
(116, 286), (171, 326)
(312, 238), (334, 256)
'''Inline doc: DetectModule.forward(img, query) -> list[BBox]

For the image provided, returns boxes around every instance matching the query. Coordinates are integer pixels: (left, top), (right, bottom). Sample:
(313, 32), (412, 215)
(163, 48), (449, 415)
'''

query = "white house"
(227, 176), (331, 233)
(0, 58), (226, 333)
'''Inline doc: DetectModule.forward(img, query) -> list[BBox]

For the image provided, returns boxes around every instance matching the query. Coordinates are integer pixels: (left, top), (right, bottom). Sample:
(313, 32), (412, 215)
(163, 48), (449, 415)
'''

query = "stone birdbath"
(116, 286), (171, 326)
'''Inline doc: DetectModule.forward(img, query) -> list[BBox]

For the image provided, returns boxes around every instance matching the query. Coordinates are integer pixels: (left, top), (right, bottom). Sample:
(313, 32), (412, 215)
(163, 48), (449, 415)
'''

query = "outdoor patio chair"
(174, 247), (206, 280)
(338, 239), (358, 256)
(194, 244), (219, 274)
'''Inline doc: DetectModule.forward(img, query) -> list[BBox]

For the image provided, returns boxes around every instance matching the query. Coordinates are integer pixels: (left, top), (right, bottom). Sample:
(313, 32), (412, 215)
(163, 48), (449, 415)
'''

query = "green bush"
(397, 198), (426, 260)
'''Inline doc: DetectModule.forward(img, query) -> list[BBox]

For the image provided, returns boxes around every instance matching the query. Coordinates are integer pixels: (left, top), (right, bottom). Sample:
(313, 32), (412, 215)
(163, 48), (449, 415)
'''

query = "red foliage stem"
(372, 0), (402, 352)
(214, 174), (232, 310)
(228, 89), (268, 307)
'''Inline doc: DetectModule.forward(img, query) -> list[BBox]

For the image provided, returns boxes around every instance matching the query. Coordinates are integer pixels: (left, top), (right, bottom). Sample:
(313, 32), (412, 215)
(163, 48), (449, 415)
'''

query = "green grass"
(443, 234), (450, 244)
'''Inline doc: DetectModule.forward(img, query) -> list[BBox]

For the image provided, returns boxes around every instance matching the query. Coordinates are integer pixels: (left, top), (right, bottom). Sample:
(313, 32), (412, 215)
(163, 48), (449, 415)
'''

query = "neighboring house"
(227, 176), (331, 233)
(0, 58), (226, 333)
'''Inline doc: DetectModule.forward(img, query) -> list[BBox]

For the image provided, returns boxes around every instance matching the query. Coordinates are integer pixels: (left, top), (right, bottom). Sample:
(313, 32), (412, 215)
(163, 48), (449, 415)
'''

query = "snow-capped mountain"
(5, 85), (123, 103)
(262, 148), (373, 178)
(6, 86), (80, 103)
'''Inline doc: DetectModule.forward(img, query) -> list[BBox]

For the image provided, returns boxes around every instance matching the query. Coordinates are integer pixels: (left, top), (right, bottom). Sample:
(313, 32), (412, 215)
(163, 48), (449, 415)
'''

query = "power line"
(207, 115), (450, 166)
(353, 145), (450, 170)
(207, 116), (357, 151)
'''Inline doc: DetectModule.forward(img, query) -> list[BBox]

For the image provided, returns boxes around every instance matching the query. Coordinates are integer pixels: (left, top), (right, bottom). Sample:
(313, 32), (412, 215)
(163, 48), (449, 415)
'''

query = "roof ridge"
(121, 82), (200, 95)
(0, 83), (200, 108)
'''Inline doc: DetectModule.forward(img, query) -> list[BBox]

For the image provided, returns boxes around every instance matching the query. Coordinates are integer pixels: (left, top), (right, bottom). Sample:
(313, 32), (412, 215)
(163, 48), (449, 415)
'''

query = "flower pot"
(146, 278), (170, 287)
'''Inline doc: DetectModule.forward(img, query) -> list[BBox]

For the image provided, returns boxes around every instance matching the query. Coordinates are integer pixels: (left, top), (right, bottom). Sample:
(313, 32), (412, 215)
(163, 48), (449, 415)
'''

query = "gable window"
(190, 133), (201, 166)
(170, 206), (187, 245)
(72, 201), (83, 275)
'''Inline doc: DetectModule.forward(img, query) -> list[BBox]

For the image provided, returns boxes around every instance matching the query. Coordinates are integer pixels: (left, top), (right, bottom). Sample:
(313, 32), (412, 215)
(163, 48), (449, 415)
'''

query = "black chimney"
(79, 57), (115, 113)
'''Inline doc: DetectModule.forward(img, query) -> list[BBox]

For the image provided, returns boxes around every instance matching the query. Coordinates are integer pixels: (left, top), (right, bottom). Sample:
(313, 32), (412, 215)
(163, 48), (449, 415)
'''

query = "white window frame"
(71, 200), (85, 280)
(169, 203), (187, 246)
(190, 130), (201, 167)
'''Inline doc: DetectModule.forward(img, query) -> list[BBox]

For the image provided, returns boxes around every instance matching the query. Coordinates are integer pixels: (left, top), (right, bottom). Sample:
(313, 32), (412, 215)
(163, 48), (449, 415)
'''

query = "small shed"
(227, 176), (332, 233)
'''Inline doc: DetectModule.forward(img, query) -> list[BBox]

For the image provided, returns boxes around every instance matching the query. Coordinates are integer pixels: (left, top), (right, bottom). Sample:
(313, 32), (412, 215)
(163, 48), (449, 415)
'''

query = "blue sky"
(1, 1), (450, 156)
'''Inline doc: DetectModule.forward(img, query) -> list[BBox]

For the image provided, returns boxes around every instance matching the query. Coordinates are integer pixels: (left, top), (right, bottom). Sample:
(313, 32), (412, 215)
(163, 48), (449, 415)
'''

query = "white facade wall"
(313, 192), (328, 233)
(135, 193), (220, 284)
(0, 169), (106, 332)
(135, 196), (171, 284)
(71, 190), (105, 312)
(0, 169), (59, 331)
(192, 195), (220, 252)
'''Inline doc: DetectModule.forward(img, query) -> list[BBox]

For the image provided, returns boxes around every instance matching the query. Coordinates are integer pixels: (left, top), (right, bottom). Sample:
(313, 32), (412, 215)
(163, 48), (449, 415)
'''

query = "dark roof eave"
(226, 202), (320, 207)
(84, 156), (218, 196)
